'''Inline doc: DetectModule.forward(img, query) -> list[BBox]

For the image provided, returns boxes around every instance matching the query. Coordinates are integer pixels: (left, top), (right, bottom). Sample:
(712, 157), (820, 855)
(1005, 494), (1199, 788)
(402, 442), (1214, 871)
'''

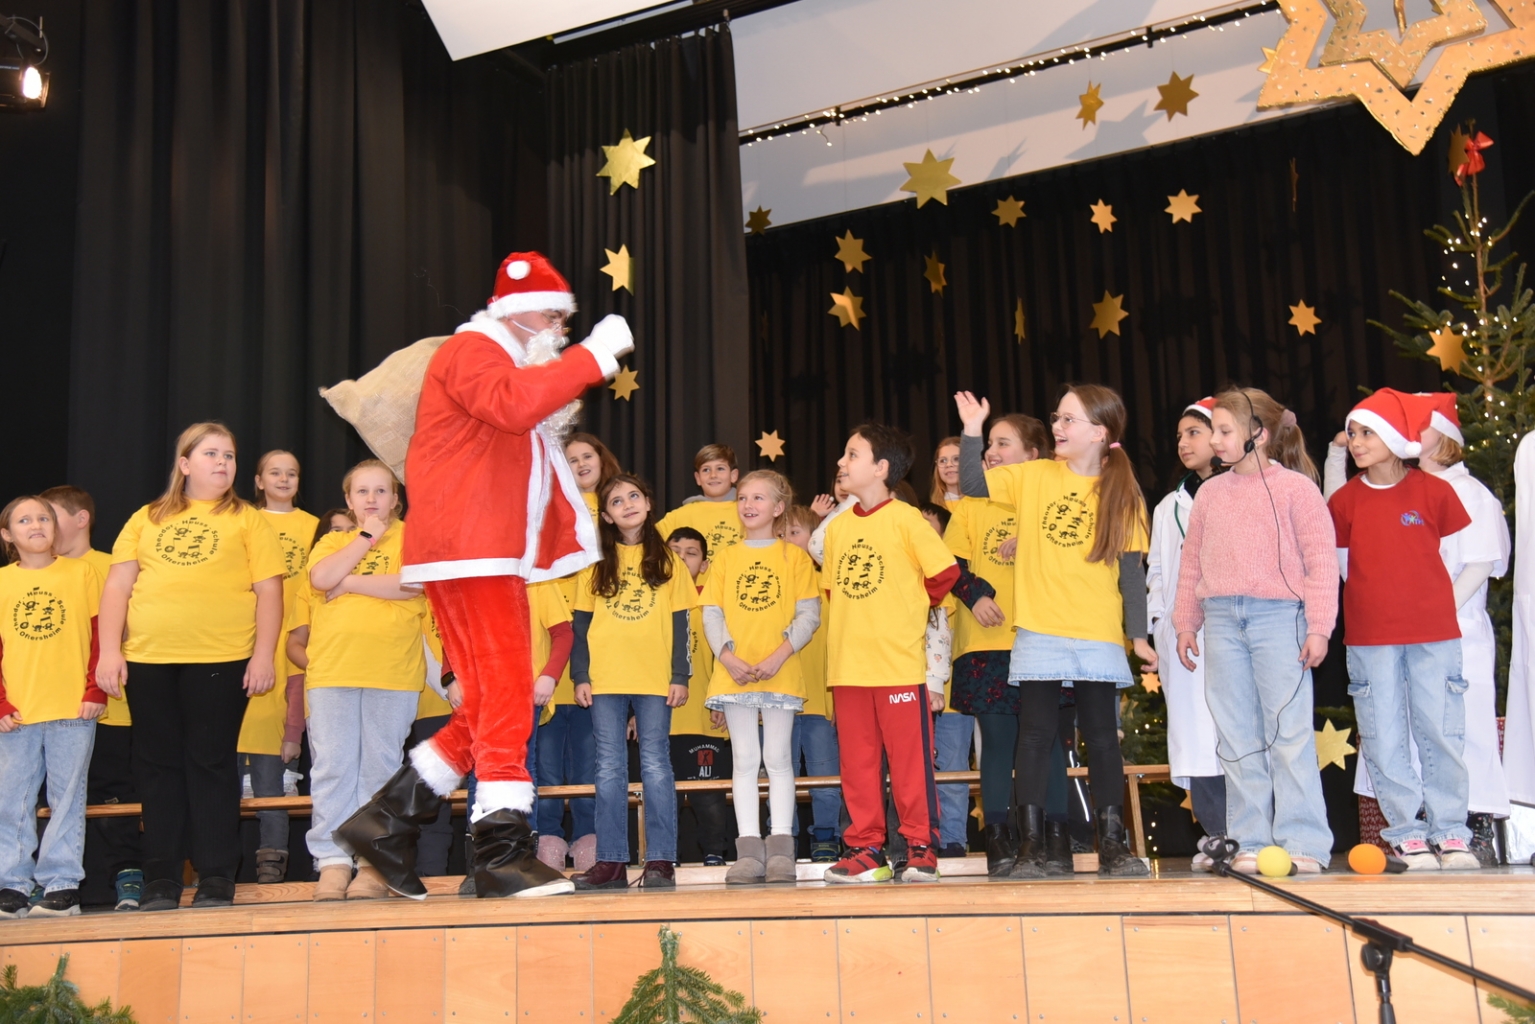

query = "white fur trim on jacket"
(412, 742), (464, 798)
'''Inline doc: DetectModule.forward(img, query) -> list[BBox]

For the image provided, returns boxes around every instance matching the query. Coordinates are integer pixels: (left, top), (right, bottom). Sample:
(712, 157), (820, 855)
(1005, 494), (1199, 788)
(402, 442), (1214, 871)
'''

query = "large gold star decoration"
(828, 288), (866, 330)
(1289, 301), (1321, 336)
(755, 430), (786, 462)
(1154, 72), (1199, 120)
(1140, 671), (1162, 694)
(993, 196), (1026, 227)
(1427, 325), (1469, 372)
(900, 149), (962, 208)
(1165, 190), (1202, 224)
(1089, 200), (1117, 234)
(1315, 719), (1357, 771)
(746, 207), (772, 235)
(1077, 81), (1105, 127)
(834, 230), (871, 273)
(923, 252), (947, 294)
(600, 245), (633, 293)
(1090, 291), (1129, 338)
(596, 130), (656, 194)
(1320, 0), (1485, 88)
(1014, 298), (1026, 342)
(609, 366), (639, 401)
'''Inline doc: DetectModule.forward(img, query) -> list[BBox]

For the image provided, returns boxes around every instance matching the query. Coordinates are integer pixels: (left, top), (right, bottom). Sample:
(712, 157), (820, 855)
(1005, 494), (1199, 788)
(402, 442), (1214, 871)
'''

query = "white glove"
(580, 314), (634, 376)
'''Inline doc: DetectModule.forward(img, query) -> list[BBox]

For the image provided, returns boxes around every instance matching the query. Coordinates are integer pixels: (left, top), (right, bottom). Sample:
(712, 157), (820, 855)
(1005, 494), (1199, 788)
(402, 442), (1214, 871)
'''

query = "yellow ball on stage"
(1348, 843), (1387, 875)
(1256, 845), (1293, 877)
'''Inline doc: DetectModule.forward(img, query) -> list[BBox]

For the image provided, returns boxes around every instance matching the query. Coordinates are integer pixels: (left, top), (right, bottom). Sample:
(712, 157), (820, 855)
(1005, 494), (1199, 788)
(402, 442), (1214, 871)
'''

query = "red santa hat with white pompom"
(1416, 391), (1464, 444)
(1346, 388), (1429, 459)
(485, 252), (577, 319)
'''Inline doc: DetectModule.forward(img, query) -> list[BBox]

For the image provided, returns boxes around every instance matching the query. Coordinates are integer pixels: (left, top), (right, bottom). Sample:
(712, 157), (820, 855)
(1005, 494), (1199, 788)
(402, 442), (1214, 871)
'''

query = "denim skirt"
(1008, 627), (1134, 688)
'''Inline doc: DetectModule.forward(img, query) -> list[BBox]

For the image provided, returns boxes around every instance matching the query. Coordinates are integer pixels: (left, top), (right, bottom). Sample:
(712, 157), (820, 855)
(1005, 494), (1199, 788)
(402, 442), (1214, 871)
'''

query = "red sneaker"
(824, 847), (892, 884)
(901, 845), (940, 883)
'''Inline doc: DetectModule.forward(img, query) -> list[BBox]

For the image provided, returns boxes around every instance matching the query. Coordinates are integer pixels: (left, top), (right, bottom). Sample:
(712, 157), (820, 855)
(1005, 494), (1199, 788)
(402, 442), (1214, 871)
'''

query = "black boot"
(1009, 805), (1048, 879)
(983, 824), (1015, 878)
(333, 763), (444, 900)
(1096, 806), (1149, 877)
(471, 810), (574, 899)
(1467, 812), (1500, 868)
(458, 833), (476, 896)
(1044, 821), (1073, 876)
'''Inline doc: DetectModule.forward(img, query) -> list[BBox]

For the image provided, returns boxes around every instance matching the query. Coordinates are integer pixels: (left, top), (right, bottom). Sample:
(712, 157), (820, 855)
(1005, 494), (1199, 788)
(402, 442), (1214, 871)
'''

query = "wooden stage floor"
(3, 858), (1533, 1023)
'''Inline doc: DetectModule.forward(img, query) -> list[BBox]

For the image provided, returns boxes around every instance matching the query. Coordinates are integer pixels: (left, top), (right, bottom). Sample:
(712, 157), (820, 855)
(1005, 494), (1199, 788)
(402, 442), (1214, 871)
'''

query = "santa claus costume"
(336, 252), (632, 898)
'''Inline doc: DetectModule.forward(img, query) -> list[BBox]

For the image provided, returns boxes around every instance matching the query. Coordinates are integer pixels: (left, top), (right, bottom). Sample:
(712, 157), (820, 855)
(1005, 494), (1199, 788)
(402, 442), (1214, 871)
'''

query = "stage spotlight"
(1, 12), (48, 110)
(20, 62), (39, 96)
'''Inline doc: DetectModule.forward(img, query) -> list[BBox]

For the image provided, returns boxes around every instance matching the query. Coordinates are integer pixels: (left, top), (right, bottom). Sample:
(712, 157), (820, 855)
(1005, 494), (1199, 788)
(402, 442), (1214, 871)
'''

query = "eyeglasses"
(1049, 413), (1093, 428)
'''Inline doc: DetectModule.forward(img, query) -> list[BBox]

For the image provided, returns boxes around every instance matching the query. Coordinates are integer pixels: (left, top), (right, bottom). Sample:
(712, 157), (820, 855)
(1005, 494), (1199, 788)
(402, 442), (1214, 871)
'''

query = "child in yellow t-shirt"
(569, 474), (697, 891)
(664, 527), (732, 866)
(703, 472), (820, 884)
(655, 444), (744, 561)
(783, 505), (841, 863)
(0, 497), (107, 919)
(532, 572), (598, 874)
(565, 432), (621, 526)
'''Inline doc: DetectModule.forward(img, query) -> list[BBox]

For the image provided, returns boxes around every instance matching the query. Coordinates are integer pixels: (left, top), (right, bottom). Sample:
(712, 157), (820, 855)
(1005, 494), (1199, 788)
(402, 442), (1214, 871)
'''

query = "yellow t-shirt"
(702, 540), (818, 703)
(113, 500), (286, 664)
(530, 578), (573, 681)
(0, 557), (101, 724)
(823, 500), (957, 688)
(944, 496), (1019, 657)
(540, 574), (581, 719)
(239, 507), (321, 754)
(302, 521), (430, 691)
(71, 549), (130, 726)
(984, 459), (1148, 646)
(797, 576), (833, 720)
(670, 591), (727, 737)
(656, 500), (743, 561)
(583, 490), (600, 522)
(573, 545), (698, 697)
(415, 616), (452, 719)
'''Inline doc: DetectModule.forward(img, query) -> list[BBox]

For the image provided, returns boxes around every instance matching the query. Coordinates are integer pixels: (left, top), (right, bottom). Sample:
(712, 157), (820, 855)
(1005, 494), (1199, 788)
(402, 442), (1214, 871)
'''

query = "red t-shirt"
(1328, 468), (1470, 645)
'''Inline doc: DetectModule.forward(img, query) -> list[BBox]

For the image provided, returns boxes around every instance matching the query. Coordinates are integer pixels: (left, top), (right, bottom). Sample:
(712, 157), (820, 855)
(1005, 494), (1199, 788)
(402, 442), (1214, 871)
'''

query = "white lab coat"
(1506, 434), (1535, 807)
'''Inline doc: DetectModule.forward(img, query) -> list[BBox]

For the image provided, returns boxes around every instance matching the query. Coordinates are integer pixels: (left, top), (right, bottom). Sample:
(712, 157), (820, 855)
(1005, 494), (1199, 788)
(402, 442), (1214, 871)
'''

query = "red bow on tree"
(1455, 131), (1494, 185)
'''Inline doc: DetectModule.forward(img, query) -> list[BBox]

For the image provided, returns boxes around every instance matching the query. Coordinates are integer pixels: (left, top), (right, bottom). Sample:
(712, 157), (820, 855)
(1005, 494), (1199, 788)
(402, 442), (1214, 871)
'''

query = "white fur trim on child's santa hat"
(1346, 388), (1423, 460)
(1184, 397), (1216, 419)
(472, 781), (538, 821)
(410, 742), (464, 798)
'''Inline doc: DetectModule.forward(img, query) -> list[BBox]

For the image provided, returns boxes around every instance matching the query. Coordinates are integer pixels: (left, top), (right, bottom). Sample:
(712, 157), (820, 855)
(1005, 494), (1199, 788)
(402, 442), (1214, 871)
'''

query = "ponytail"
(1214, 388), (1318, 485)
(1066, 384), (1149, 565)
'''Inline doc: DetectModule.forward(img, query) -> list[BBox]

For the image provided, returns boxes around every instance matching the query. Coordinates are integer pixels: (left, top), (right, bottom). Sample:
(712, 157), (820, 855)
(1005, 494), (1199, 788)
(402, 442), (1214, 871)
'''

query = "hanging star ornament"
(923, 252), (947, 295)
(1140, 671), (1162, 694)
(834, 230), (871, 273)
(1320, 0), (1485, 88)
(609, 366), (640, 401)
(1289, 301), (1321, 336)
(1090, 291), (1129, 338)
(993, 196), (1026, 227)
(1179, 790), (1198, 823)
(746, 207), (772, 235)
(1315, 719), (1357, 771)
(601, 245), (633, 293)
(1089, 200), (1117, 234)
(900, 149), (962, 208)
(1154, 72), (1199, 120)
(1165, 190), (1202, 223)
(755, 430), (786, 462)
(1014, 298), (1026, 342)
(1077, 81), (1105, 127)
(828, 288), (866, 330)
(1427, 325), (1469, 372)
(596, 130), (656, 194)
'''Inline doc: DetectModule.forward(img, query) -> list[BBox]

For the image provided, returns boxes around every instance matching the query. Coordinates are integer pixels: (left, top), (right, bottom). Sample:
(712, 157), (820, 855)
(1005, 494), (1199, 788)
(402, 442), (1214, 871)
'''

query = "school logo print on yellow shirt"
(156, 517), (220, 565)
(834, 539), (885, 600)
(12, 587), (66, 640)
(734, 560), (783, 612)
(359, 547), (394, 575)
(1043, 494), (1094, 549)
(612, 565), (659, 622)
(276, 534), (306, 579)
(981, 517), (1017, 566)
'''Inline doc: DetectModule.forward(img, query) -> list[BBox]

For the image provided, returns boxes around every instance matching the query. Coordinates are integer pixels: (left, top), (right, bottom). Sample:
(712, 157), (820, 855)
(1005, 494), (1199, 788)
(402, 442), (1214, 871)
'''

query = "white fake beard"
(523, 326), (582, 443)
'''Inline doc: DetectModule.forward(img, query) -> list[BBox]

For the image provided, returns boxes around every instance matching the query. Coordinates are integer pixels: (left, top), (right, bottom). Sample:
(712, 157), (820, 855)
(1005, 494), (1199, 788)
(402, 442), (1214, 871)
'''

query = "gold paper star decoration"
(993, 196), (1026, 227)
(1259, 46), (1278, 73)
(1154, 72), (1199, 120)
(1165, 190), (1202, 223)
(834, 230), (871, 273)
(1014, 298), (1026, 342)
(1077, 81), (1105, 127)
(1315, 719), (1357, 771)
(1320, 0), (1485, 88)
(1140, 671), (1162, 694)
(1089, 200), (1117, 234)
(1179, 789), (1198, 823)
(1448, 125), (1472, 178)
(746, 207), (772, 235)
(900, 149), (962, 208)
(596, 130), (655, 194)
(923, 252), (947, 294)
(755, 430), (786, 462)
(1090, 291), (1129, 338)
(1289, 301), (1321, 336)
(609, 366), (639, 401)
(828, 288), (866, 330)
(600, 245), (632, 293)
(1427, 325), (1469, 372)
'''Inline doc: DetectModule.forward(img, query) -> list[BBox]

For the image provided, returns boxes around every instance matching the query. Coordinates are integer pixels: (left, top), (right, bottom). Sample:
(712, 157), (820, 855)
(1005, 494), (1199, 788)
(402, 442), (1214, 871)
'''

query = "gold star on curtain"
(993, 196), (1026, 227)
(923, 252), (947, 294)
(601, 245), (633, 293)
(1140, 671), (1162, 694)
(1165, 190), (1202, 223)
(1077, 82), (1105, 127)
(834, 230), (871, 273)
(746, 207), (773, 234)
(1014, 298), (1026, 342)
(596, 130), (656, 194)
(900, 149), (962, 208)
(1448, 126), (1472, 179)
(1427, 325), (1468, 372)
(1154, 72), (1199, 120)
(1289, 301), (1321, 336)
(1315, 719), (1357, 771)
(609, 366), (639, 401)
(755, 430), (786, 461)
(1259, 46), (1278, 73)
(1090, 291), (1129, 338)
(828, 288), (866, 330)
(1089, 200), (1117, 234)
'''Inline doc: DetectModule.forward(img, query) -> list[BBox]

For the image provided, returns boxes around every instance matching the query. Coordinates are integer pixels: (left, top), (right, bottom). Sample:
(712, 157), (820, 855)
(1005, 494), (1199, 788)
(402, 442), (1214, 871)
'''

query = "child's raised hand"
(95, 651), (127, 698)
(1299, 633), (1330, 669)
(0, 712), (20, 733)
(720, 649), (756, 685)
(360, 513), (389, 538)
(1175, 631), (1200, 672)
(532, 674), (556, 707)
(810, 494), (837, 517)
(1332, 430), (1347, 448)
(954, 391), (990, 435)
(573, 682), (593, 708)
(79, 701), (106, 721)
(665, 684), (690, 709)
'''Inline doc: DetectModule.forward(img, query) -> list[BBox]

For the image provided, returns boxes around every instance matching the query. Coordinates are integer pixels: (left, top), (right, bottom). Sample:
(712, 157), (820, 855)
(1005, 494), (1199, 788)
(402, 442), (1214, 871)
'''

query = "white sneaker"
(1433, 838), (1480, 871)
(1230, 852), (1259, 875)
(1291, 854), (1325, 874)
(1190, 850), (1215, 872)
(1393, 838), (1440, 871)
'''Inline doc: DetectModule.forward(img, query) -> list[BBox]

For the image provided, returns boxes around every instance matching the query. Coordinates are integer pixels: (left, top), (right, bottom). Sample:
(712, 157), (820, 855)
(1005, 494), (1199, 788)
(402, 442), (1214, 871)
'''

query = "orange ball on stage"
(1349, 843), (1388, 874)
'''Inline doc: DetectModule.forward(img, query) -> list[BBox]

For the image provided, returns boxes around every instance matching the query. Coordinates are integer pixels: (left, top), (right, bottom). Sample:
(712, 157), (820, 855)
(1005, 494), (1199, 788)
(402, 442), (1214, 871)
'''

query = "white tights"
(723, 705), (797, 837)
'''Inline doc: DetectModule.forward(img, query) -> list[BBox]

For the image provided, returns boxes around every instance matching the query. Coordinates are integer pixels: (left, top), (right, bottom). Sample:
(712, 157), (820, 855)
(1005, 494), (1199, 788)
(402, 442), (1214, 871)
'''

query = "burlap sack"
(319, 336), (449, 484)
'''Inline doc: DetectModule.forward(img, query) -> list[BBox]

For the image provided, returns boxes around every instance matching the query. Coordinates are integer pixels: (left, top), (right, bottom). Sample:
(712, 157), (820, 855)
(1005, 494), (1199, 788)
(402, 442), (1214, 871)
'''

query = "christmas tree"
(0, 956), (136, 1024)
(612, 927), (762, 1024)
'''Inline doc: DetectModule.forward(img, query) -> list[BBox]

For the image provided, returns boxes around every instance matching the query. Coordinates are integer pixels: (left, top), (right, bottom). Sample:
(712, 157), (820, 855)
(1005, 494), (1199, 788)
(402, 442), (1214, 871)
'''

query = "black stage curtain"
(546, 26), (750, 510)
(65, 0), (546, 536)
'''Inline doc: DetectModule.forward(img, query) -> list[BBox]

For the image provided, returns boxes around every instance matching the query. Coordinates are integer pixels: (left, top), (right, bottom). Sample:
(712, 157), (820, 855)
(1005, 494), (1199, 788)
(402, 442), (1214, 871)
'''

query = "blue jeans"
(0, 718), (96, 893)
(591, 694), (676, 863)
(1346, 640), (1471, 846)
(535, 704), (595, 840)
(790, 714), (841, 839)
(934, 711), (974, 847)
(1201, 597), (1334, 860)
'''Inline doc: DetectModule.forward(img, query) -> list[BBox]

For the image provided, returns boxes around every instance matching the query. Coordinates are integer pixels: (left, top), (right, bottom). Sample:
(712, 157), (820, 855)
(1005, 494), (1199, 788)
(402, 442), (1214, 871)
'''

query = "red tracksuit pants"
(421, 576), (534, 784)
(833, 684), (939, 850)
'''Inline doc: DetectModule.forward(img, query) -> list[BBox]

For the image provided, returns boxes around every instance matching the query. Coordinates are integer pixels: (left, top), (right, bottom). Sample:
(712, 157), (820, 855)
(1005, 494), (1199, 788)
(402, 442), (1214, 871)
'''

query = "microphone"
(1209, 455), (1228, 475)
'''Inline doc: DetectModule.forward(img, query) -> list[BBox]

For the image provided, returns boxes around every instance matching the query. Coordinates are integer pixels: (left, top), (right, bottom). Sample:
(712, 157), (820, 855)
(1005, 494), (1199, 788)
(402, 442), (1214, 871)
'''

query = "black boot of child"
(1095, 806), (1149, 877)
(1009, 805), (1048, 879)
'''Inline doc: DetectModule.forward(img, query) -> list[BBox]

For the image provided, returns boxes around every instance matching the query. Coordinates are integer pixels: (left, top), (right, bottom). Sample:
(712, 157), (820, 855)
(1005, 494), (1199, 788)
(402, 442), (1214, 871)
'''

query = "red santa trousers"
(833, 684), (940, 849)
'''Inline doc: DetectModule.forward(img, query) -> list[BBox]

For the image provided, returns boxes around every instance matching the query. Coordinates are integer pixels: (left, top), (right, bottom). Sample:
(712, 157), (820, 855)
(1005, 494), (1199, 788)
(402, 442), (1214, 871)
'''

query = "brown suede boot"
(725, 836), (766, 884)
(314, 864), (351, 902)
(347, 864), (391, 900)
(255, 848), (288, 884)
(764, 835), (797, 883)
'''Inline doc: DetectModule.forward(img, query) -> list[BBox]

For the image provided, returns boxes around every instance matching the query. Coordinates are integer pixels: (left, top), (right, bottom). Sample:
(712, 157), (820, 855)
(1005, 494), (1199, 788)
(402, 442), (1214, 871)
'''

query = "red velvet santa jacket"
(402, 318), (612, 584)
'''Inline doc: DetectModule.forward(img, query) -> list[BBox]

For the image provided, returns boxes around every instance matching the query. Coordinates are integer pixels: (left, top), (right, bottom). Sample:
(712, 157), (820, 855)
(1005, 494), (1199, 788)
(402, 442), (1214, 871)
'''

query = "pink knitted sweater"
(1171, 464), (1339, 637)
